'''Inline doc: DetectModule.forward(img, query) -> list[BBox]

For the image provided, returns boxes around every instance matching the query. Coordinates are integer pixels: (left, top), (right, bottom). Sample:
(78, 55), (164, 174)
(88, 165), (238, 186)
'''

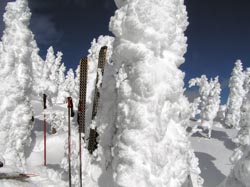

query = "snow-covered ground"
(190, 123), (237, 187)
(0, 104), (237, 187)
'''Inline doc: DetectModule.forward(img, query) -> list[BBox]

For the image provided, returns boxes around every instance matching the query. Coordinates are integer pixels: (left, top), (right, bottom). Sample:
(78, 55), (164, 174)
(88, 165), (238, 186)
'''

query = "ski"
(43, 93), (47, 166)
(88, 46), (108, 154)
(0, 173), (38, 180)
(77, 57), (88, 187)
(67, 97), (74, 187)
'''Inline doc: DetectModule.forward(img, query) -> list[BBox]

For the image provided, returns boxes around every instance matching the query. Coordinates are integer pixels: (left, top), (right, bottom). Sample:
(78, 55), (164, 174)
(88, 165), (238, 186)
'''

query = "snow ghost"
(0, 0), (33, 168)
(90, 0), (204, 186)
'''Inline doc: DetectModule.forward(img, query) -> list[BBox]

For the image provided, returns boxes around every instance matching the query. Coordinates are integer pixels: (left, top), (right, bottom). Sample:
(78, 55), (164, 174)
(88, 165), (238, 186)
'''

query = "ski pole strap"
(43, 94), (47, 109)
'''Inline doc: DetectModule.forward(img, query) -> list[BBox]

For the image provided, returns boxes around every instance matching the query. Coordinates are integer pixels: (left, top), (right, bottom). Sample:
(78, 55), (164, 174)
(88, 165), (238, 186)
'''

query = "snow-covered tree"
(0, 0), (33, 168)
(85, 1), (203, 186)
(57, 63), (67, 103)
(215, 104), (227, 124)
(190, 97), (201, 120)
(31, 49), (45, 96)
(50, 51), (63, 103)
(50, 51), (63, 86)
(64, 68), (77, 99)
(189, 75), (221, 138)
(36, 46), (59, 105)
(221, 79), (250, 187)
(225, 60), (245, 129)
(47, 111), (66, 133)
(44, 46), (56, 75)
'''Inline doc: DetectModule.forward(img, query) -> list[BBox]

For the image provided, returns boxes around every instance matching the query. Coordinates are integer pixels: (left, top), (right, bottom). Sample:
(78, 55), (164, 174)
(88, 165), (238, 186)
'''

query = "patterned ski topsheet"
(78, 57), (88, 135)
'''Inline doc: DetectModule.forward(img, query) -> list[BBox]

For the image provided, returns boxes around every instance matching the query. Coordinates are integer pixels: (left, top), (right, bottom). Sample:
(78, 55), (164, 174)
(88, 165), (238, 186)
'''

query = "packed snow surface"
(190, 122), (237, 187)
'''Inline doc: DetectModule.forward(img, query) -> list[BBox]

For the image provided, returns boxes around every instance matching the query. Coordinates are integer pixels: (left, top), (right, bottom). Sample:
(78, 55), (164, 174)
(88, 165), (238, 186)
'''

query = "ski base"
(0, 173), (38, 180)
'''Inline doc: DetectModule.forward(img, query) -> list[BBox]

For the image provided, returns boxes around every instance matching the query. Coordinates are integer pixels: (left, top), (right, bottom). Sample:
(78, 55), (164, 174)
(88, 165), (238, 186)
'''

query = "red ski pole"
(43, 94), (47, 166)
(67, 97), (72, 187)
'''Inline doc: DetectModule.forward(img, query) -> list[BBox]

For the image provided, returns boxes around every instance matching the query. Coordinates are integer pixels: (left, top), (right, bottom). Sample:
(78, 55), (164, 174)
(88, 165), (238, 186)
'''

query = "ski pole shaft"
(44, 113), (46, 166)
(67, 97), (72, 187)
(43, 94), (47, 166)
(79, 132), (82, 187)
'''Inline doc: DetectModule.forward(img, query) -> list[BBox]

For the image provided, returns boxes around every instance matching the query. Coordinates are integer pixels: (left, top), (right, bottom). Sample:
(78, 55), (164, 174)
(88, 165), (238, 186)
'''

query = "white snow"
(190, 123), (237, 187)
(1, 0), (249, 187)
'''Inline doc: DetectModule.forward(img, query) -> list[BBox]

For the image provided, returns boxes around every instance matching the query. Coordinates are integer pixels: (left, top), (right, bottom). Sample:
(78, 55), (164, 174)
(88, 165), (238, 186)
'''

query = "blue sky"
(1, 0), (250, 104)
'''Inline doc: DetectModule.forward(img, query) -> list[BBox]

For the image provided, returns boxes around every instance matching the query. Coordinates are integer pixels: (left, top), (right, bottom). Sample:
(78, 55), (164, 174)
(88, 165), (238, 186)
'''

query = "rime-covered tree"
(57, 63), (67, 103)
(189, 75), (221, 138)
(38, 46), (58, 104)
(88, 0), (204, 186)
(243, 67), (250, 93)
(50, 51), (63, 103)
(225, 60), (245, 129)
(63, 68), (77, 99)
(50, 51), (63, 85)
(222, 76), (250, 187)
(0, 0), (33, 168)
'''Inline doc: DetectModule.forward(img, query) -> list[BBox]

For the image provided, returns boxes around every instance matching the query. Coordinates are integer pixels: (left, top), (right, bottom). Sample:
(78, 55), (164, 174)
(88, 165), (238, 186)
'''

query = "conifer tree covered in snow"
(243, 67), (250, 93)
(189, 75), (221, 138)
(50, 51), (63, 86)
(88, 0), (203, 186)
(43, 46), (58, 95)
(222, 74), (250, 187)
(63, 68), (77, 99)
(225, 60), (245, 129)
(0, 0), (33, 168)
(57, 63), (67, 103)
(37, 46), (64, 105)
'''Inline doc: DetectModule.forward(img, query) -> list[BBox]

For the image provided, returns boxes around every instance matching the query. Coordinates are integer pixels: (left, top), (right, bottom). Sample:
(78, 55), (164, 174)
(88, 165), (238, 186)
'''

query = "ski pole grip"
(67, 97), (72, 108)
(70, 98), (75, 117)
(43, 94), (47, 109)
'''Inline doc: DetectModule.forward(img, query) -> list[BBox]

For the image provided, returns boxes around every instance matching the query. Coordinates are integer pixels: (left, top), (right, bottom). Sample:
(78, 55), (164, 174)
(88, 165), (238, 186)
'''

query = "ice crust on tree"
(0, 0), (34, 168)
(225, 60), (245, 129)
(94, 0), (204, 186)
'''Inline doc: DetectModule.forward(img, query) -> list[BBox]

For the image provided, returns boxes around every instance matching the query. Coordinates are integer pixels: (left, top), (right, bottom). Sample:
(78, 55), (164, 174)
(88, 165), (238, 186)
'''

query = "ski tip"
(101, 46), (107, 50)
(80, 57), (88, 63)
(21, 173), (38, 177)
